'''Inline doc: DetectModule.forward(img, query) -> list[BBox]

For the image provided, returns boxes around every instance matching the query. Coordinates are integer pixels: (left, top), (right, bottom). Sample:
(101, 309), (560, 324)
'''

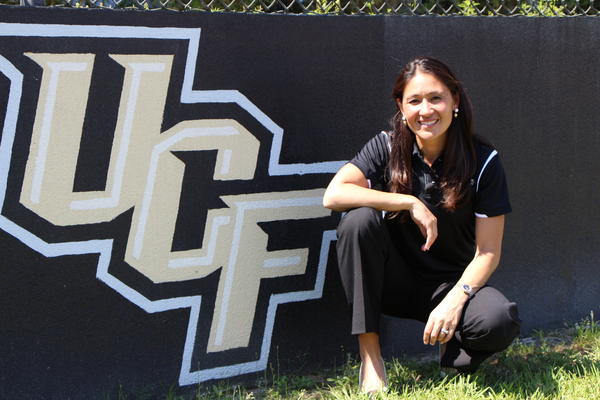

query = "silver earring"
(454, 108), (459, 118)
(401, 115), (407, 126)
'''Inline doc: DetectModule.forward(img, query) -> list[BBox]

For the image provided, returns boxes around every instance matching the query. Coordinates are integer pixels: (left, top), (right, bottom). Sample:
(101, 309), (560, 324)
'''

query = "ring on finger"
(440, 328), (450, 335)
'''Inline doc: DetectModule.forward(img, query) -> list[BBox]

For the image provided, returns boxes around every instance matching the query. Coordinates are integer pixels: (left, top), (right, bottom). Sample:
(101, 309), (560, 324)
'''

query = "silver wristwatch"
(457, 283), (474, 298)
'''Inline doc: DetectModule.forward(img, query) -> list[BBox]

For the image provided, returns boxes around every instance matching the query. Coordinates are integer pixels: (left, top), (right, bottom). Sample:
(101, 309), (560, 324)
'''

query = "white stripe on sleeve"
(476, 150), (498, 192)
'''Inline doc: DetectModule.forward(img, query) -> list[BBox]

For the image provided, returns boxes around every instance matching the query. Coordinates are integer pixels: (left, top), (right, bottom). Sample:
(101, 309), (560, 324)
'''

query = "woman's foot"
(357, 333), (388, 395)
(359, 356), (388, 394)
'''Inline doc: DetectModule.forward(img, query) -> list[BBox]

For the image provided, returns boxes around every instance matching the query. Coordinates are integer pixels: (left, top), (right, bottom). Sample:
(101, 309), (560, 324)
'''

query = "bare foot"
(359, 356), (387, 394)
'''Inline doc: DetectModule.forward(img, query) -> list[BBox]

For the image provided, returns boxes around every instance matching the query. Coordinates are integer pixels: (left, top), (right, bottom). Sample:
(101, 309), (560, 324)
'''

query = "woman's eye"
(408, 99), (420, 105)
(430, 96), (441, 102)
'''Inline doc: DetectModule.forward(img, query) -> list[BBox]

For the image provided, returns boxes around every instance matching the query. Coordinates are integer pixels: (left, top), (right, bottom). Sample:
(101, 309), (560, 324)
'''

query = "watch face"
(462, 284), (473, 294)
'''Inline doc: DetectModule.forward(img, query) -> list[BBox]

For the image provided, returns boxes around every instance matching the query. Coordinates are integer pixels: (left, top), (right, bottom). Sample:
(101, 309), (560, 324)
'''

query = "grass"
(122, 313), (600, 399)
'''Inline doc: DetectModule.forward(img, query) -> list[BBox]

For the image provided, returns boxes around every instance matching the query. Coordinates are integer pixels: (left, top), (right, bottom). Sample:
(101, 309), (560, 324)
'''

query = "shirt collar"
(412, 142), (422, 159)
(412, 142), (444, 169)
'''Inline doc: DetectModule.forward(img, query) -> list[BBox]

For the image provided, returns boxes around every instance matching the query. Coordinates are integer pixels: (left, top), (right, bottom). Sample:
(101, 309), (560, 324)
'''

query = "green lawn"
(190, 313), (600, 400)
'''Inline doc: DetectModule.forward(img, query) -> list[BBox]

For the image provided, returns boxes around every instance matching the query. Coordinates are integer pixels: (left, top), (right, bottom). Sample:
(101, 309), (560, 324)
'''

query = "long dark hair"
(389, 56), (476, 212)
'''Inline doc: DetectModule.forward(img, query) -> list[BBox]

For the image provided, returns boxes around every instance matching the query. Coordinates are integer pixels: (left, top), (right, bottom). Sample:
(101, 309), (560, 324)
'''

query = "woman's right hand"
(324, 164), (437, 250)
(408, 199), (437, 251)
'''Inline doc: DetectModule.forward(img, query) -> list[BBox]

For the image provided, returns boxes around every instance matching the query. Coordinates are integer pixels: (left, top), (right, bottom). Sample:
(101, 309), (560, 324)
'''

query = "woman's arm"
(323, 163), (438, 251)
(422, 215), (505, 345)
(323, 163), (412, 212)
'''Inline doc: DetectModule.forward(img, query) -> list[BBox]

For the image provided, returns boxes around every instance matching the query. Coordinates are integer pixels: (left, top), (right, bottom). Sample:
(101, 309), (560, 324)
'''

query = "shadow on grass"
(385, 335), (599, 399)
(473, 339), (600, 398)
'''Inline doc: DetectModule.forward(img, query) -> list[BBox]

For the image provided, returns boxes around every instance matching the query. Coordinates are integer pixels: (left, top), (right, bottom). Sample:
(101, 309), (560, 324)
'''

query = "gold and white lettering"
(20, 53), (174, 225)
(18, 52), (332, 352)
(124, 119), (260, 283)
(207, 190), (329, 351)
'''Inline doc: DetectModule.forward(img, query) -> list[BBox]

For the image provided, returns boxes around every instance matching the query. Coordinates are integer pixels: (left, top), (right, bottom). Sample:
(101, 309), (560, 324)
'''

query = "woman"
(323, 57), (520, 394)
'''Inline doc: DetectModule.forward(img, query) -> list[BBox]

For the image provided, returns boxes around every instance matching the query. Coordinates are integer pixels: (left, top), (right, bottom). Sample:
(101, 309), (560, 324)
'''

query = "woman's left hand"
(423, 216), (505, 346)
(422, 289), (467, 345)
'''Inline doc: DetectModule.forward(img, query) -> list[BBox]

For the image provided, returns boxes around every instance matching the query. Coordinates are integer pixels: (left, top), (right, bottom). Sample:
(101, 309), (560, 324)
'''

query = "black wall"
(0, 6), (598, 399)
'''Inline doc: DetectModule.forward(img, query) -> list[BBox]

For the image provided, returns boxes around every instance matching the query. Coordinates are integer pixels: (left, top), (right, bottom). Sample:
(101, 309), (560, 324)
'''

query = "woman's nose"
(419, 100), (433, 115)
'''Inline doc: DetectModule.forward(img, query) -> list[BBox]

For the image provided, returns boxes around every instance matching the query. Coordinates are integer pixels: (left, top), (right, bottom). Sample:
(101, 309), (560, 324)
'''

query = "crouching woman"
(323, 56), (521, 395)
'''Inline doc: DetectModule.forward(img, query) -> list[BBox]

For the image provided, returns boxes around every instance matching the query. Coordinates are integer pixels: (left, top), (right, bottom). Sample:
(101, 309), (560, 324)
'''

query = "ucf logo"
(0, 24), (342, 384)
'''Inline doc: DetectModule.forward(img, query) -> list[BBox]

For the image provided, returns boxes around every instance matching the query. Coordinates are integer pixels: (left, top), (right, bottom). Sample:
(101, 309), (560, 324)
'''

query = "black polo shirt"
(349, 131), (511, 282)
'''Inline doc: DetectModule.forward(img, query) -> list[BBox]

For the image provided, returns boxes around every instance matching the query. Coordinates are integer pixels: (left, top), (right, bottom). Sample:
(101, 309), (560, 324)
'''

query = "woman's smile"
(398, 70), (458, 150)
(419, 119), (438, 128)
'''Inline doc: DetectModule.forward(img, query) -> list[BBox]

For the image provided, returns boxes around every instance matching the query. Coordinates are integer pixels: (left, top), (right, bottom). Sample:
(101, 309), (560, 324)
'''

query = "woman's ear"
(452, 94), (460, 110)
(395, 98), (403, 114)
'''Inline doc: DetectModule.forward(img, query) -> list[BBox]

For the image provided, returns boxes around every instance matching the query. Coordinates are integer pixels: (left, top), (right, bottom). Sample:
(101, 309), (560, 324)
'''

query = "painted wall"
(0, 6), (598, 399)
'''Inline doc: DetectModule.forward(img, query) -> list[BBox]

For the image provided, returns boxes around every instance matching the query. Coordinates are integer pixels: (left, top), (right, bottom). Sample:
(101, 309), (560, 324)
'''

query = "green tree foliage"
(3, 0), (600, 17)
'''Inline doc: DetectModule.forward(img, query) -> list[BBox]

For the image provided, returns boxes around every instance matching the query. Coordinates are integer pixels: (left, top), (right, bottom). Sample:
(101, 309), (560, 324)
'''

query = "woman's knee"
(336, 207), (383, 240)
(461, 290), (521, 353)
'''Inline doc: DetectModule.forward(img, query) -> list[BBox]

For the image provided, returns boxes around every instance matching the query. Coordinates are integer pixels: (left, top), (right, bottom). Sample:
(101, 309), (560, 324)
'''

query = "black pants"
(336, 207), (521, 371)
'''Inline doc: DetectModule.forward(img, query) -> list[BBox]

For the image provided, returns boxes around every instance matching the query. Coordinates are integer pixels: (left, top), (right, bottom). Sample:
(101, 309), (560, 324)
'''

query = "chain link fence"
(4, 0), (600, 16)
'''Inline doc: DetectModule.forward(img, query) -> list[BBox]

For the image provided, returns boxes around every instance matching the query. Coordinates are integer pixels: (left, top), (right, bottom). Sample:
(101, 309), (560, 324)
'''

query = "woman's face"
(397, 70), (458, 147)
